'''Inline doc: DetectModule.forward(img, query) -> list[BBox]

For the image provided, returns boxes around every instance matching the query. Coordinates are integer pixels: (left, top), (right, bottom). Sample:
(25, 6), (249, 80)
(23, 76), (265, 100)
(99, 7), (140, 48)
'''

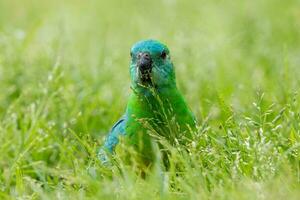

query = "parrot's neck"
(131, 84), (177, 98)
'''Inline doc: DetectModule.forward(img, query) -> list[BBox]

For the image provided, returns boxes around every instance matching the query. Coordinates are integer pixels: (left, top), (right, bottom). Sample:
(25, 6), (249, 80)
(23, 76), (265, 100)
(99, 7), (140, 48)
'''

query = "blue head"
(129, 40), (176, 89)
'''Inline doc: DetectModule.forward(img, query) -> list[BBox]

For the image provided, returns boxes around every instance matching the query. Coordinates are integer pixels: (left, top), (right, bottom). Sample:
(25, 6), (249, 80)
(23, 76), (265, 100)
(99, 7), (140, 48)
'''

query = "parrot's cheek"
(153, 71), (172, 87)
(151, 69), (160, 85)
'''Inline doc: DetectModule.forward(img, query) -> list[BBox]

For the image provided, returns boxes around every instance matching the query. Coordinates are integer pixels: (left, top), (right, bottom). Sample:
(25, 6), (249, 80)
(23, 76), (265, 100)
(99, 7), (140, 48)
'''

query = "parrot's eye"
(130, 52), (133, 58)
(160, 51), (167, 59)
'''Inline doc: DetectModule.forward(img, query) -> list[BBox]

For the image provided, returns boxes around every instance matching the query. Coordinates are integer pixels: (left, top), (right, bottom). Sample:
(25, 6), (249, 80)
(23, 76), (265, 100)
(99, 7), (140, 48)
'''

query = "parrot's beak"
(137, 52), (152, 73)
(137, 52), (153, 83)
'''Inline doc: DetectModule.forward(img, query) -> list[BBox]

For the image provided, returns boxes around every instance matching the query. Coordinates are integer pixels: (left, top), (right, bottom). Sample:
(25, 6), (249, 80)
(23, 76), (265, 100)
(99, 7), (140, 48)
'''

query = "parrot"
(98, 39), (196, 168)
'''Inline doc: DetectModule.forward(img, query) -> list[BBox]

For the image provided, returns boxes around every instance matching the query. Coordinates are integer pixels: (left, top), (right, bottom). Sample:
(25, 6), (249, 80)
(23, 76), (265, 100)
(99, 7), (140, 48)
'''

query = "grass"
(0, 0), (300, 199)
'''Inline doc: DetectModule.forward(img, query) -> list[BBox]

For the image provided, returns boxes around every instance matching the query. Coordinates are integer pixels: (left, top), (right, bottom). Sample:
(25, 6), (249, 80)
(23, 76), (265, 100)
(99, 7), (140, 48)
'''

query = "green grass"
(0, 0), (300, 199)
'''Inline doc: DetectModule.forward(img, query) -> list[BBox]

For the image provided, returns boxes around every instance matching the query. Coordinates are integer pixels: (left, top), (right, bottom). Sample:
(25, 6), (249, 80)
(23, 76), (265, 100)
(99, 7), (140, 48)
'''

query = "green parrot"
(98, 40), (196, 167)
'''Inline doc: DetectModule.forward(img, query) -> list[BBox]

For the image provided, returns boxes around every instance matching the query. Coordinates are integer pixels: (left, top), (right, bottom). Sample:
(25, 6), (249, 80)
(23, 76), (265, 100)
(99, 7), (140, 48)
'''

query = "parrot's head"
(129, 40), (176, 89)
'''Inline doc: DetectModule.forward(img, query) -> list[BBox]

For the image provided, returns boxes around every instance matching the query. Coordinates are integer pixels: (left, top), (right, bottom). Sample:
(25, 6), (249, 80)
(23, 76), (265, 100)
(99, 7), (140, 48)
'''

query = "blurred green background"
(0, 0), (299, 199)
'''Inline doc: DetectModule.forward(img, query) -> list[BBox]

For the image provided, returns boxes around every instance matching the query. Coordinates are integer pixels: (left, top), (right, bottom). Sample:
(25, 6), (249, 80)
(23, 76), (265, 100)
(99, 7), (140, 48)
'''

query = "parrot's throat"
(138, 67), (152, 86)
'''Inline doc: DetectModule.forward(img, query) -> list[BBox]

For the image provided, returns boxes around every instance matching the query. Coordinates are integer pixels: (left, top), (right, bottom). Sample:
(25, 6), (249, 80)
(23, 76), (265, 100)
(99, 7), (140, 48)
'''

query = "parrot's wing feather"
(98, 114), (127, 165)
(104, 115), (127, 152)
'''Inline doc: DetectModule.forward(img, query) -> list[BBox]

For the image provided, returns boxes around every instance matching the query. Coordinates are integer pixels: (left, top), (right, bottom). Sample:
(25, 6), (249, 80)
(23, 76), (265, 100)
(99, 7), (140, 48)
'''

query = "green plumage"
(99, 40), (196, 167)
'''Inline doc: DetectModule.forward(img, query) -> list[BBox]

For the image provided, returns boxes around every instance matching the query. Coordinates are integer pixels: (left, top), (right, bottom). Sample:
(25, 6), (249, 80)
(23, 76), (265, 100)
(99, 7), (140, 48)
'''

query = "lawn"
(0, 0), (299, 199)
